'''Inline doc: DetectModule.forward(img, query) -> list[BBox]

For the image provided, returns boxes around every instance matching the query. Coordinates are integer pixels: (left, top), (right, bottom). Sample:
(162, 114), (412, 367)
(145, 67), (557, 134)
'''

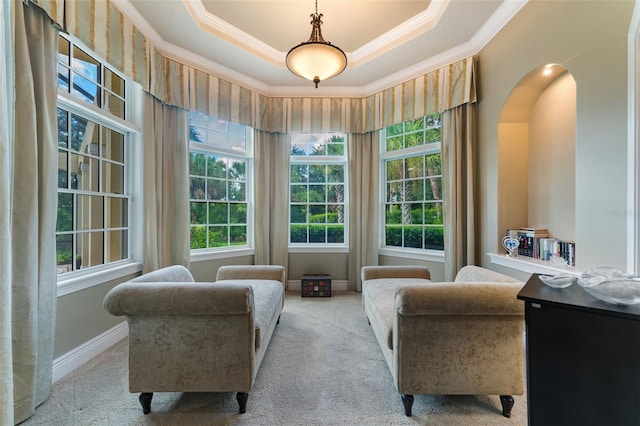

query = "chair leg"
(139, 392), (153, 414)
(401, 394), (414, 416)
(500, 395), (515, 418)
(277, 314), (281, 324)
(237, 392), (249, 413)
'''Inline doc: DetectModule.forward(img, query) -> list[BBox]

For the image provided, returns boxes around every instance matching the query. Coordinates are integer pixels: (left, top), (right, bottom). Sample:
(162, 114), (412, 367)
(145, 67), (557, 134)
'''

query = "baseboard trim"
(52, 322), (128, 384)
(287, 279), (349, 292)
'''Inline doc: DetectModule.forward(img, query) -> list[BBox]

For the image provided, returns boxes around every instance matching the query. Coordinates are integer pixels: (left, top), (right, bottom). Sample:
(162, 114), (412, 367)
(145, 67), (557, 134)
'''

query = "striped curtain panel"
(29, 0), (476, 132)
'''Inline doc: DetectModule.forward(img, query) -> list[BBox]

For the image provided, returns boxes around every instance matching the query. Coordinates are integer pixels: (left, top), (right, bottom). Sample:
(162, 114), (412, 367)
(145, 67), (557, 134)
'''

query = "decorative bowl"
(577, 267), (640, 305)
(538, 274), (575, 288)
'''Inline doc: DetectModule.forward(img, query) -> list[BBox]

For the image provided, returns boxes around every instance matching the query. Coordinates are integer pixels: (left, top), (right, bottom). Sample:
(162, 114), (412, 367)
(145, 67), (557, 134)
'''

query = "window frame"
(56, 34), (142, 295)
(288, 132), (349, 249)
(379, 115), (444, 260)
(187, 112), (254, 258)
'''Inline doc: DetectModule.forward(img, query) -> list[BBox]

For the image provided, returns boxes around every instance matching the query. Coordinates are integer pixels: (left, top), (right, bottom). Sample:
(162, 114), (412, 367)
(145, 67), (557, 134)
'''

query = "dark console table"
(517, 274), (640, 426)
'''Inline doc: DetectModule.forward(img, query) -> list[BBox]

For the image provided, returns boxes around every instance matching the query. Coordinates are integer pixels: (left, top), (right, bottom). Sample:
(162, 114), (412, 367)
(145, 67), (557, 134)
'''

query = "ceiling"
(119, 0), (528, 97)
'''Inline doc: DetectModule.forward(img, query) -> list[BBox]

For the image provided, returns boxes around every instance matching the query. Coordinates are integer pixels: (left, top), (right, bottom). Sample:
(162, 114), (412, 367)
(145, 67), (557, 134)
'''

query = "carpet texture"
(21, 291), (527, 425)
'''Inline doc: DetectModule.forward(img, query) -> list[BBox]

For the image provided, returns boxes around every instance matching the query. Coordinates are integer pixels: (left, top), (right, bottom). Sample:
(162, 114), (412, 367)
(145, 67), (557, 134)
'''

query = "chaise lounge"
(361, 265), (525, 417)
(103, 264), (285, 414)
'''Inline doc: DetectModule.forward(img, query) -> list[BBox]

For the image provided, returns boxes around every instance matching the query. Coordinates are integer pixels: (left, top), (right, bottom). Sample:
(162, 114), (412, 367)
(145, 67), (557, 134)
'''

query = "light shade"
(285, 4), (347, 88)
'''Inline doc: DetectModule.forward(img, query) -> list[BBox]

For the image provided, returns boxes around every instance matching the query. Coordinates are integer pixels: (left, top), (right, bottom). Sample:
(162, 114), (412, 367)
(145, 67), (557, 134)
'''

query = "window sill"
(57, 261), (142, 297)
(288, 245), (349, 254)
(487, 252), (580, 276)
(378, 247), (444, 263)
(190, 247), (255, 262)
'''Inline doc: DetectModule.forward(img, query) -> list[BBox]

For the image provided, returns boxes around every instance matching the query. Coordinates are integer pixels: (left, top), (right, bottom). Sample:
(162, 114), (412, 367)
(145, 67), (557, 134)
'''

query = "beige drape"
(2, 2), (59, 424)
(142, 93), (190, 272)
(254, 130), (290, 280)
(348, 132), (380, 291)
(442, 103), (476, 281)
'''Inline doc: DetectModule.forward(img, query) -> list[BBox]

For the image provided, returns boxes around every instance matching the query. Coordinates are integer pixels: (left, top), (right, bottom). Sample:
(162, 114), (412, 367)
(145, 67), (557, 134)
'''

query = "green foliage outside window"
(289, 133), (346, 244)
(383, 114), (444, 250)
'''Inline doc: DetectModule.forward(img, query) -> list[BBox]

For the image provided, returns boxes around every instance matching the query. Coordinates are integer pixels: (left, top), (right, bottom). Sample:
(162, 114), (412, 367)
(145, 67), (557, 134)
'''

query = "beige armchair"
(362, 265), (525, 417)
(103, 264), (285, 414)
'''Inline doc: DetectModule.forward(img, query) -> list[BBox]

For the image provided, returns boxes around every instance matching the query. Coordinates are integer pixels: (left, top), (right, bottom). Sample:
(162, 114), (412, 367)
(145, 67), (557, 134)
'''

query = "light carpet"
(21, 291), (527, 425)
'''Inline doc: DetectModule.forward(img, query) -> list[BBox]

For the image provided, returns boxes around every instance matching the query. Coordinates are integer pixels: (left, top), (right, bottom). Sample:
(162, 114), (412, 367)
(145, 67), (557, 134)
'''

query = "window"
(56, 35), (133, 275)
(188, 112), (252, 250)
(382, 114), (443, 250)
(289, 133), (347, 245)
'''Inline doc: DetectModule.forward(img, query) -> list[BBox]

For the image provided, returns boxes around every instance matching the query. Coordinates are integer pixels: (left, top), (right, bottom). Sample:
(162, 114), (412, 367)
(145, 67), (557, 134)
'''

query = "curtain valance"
(28, 0), (476, 133)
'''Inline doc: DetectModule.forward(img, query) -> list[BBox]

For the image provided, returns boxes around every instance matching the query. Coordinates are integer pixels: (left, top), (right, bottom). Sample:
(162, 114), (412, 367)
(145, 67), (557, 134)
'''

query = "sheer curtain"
(142, 93), (190, 272)
(1, 3), (59, 424)
(254, 130), (290, 279)
(348, 132), (380, 291)
(442, 103), (476, 281)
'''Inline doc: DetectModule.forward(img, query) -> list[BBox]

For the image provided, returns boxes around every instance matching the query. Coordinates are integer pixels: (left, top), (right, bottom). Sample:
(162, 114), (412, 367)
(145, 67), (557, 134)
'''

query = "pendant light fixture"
(285, 0), (347, 88)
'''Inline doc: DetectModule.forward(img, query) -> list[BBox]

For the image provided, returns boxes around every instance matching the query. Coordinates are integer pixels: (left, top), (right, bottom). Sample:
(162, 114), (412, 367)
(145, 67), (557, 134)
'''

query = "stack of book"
(506, 227), (576, 266)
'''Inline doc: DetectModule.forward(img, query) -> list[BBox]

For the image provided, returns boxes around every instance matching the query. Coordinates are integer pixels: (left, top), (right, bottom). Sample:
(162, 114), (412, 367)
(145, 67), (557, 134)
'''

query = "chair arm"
(361, 266), (431, 281)
(104, 281), (253, 316)
(216, 265), (285, 285)
(396, 282), (524, 316)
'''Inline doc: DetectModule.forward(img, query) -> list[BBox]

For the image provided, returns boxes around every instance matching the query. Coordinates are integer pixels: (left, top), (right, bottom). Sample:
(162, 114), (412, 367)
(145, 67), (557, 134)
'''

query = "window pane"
(190, 153), (206, 176)
(102, 127), (125, 162)
(209, 203), (227, 224)
(229, 203), (246, 224)
(76, 231), (104, 269)
(106, 197), (128, 228)
(425, 227), (444, 250)
(387, 159), (403, 181)
(406, 156), (424, 178)
(327, 165), (344, 182)
(409, 203), (423, 225)
(385, 204), (401, 225)
(207, 155), (226, 178)
(72, 73), (100, 105)
(291, 164), (308, 183)
(208, 226), (227, 247)
(291, 185), (307, 203)
(327, 225), (344, 243)
(404, 226), (424, 248)
(106, 230), (127, 263)
(190, 177), (205, 199)
(70, 154), (99, 192)
(228, 181), (245, 201)
(57, 193), (73, 232)
(309, 165), (326, 182)
(309, 205), (326, 223)
(70, 114), (99, 152)
(104, 68), (125, 97)
(386, 226), (402, 247)
(406, 180), (424, 202)
(190, 202), (207, 224)
(77, 195), (104, 231)
(73, 46), (100, 83)
(104, 92), (125, 119)
(207, 178), (226, 200)
(102, 163), (124, 194)
(190, 226), (207, 249)
(327, 184), (344, 203)
(228, 159), (246, 181)
(290, 224), (307, 243)
(327, 204), (342, 223)
(58, 150), (68, 189)
(58, 63), (70, 92)
(230, 225), (247, 245)
(424, 202), (442, 225)
(57, 108), (68, 148)
(290, 205), (307, 223)
(309, 225), (326, 243)
(56, 234), (73, 273)
(425, 177), (442, 201)
(308, 185), (326, 202)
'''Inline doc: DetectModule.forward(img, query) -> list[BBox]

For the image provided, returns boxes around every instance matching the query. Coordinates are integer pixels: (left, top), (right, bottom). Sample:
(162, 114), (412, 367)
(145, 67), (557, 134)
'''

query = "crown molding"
(182, 0), (284, 67)
(348, 0), (450, 68)
(113, 0), (528, 98)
